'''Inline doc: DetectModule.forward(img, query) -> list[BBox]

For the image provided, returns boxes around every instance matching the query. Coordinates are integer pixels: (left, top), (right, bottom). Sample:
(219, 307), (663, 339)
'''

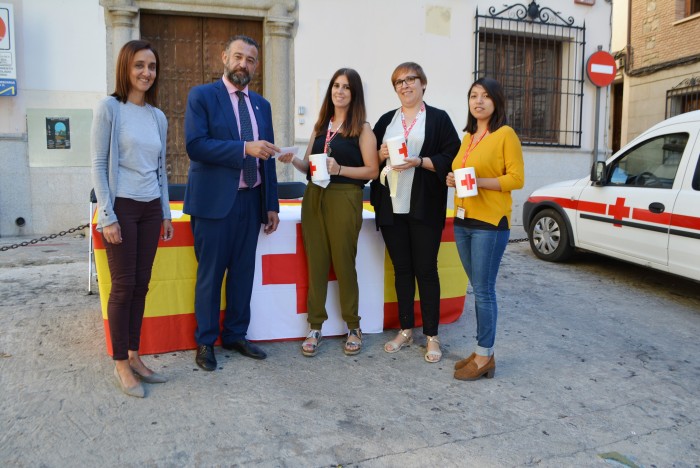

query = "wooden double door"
(141, 14), (263, 184)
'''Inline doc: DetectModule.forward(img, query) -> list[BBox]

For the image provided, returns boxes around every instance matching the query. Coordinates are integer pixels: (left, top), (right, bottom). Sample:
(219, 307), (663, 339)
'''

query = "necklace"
(324, 118), (343, 156)
(460, 128), (489, 168)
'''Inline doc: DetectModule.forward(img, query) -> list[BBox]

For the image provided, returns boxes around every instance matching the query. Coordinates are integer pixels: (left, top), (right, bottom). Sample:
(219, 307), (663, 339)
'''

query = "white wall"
(611, 0), (628, 53)
(293, 0), (471, 147)
(0, 0), (105, 237)
(0, 0), (105, 134)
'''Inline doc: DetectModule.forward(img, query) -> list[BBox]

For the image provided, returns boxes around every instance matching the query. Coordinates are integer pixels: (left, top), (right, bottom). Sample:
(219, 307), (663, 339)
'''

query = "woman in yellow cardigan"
(446, 77), (524, 381)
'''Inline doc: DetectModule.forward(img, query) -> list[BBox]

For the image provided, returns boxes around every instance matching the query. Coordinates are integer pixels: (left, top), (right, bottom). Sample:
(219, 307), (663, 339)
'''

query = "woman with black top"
(278, 68), (378, 357)
(371, 62), (460, 363)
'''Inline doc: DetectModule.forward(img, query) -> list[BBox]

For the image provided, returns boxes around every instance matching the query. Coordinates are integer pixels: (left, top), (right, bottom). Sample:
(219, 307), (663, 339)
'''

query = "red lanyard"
(324, 118), (343, 153)
(460, 128), (488, 168)
(401, 102), (425, 140)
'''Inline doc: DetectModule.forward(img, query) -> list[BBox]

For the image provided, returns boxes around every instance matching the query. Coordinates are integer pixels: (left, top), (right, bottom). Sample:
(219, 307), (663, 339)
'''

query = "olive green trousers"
(301, 182), (363, 330)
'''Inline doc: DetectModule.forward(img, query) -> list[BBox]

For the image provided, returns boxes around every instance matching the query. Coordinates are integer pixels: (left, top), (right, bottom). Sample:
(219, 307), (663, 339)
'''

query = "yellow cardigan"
(451, 126), (525, 227)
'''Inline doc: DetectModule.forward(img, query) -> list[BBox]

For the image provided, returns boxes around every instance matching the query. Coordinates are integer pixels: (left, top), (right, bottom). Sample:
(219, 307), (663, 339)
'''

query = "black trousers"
(380, 214), (443, 336)
(103, 197), (162, 360)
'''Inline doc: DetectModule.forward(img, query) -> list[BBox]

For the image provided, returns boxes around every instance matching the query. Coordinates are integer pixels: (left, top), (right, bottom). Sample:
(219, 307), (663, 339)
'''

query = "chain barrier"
(0, 223), (527, 251)
(0, 224), (89, 252)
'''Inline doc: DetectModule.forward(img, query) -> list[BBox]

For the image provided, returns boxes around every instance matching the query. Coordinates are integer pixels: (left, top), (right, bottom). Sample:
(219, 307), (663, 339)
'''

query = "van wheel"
(528, 209), (574, 262)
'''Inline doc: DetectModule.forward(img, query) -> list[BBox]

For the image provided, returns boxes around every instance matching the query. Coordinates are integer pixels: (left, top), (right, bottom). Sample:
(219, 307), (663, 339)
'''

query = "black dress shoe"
(195, 345), (217, 371)
(222, 339), (267, 360)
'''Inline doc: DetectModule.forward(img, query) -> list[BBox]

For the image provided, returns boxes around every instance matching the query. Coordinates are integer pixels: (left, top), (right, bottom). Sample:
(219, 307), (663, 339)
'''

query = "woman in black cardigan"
(370, 62), (460, 363)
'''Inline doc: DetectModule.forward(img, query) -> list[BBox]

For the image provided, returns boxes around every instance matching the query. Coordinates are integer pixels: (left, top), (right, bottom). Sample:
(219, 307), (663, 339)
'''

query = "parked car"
(523, 110), (700, 281)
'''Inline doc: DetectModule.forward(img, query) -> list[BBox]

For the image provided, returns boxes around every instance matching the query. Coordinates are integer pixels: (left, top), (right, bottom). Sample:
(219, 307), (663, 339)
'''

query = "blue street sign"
(0, 79), (16, 96)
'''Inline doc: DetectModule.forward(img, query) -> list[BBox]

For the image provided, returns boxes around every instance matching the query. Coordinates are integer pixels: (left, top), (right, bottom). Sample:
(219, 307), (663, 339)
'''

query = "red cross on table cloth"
(607, 197), (630, 227)
(398, 143), (408, 159)
(461, 172), (476, 190)
(261, 223), (336, 313)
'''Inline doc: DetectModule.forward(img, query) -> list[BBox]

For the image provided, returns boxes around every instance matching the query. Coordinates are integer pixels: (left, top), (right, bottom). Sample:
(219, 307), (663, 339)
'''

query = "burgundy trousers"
(103, 197), (162, 360)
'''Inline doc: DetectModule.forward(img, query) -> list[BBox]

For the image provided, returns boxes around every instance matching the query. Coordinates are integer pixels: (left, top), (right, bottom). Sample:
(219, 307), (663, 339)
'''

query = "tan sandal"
(384, 329), (413, 353)
(301, 330), (322, 357)
(424, 336), (442, 363)
(344, 328), (362, 356)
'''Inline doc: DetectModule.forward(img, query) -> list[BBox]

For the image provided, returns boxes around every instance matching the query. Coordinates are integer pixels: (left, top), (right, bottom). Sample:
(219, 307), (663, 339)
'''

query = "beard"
(226, 67), (251, 87)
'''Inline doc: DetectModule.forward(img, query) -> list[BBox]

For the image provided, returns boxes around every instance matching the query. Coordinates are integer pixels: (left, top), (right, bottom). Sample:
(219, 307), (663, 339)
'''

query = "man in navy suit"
(184, 35), (280, 371)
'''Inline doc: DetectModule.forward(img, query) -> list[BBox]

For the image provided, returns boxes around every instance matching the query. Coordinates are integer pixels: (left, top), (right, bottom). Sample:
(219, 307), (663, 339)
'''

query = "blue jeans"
(454, 225), (509, 357)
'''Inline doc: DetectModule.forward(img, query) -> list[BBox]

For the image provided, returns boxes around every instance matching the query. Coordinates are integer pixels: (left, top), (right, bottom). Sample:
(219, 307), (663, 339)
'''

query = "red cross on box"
(399, 143), (408, 159)
(309, 162), (317, 176)
(261, 223), (336, 313)
(461, 173), (476, 190)
(607, 197), (630, 227)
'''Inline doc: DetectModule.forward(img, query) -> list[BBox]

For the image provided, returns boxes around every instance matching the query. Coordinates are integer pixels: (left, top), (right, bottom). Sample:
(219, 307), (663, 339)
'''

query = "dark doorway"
(612, 82), (623, 154)
(141, 14), (264, 183)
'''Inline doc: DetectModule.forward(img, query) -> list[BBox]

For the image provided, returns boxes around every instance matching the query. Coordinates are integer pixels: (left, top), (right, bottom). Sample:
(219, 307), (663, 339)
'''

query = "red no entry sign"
(587, 50), (617, 87)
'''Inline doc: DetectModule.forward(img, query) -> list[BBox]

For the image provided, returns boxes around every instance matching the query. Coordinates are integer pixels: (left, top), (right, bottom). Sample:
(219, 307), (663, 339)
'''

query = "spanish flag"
(92, 203), (465, 356)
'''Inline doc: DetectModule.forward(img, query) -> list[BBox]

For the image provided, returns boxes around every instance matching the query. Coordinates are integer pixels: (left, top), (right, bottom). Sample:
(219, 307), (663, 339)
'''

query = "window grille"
(666, 77), (700, 118)
(475, 3), (586, 147)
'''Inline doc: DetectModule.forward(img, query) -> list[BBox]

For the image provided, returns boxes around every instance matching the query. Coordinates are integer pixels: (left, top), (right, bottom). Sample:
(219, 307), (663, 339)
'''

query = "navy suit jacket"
(183, 79), (279, 222)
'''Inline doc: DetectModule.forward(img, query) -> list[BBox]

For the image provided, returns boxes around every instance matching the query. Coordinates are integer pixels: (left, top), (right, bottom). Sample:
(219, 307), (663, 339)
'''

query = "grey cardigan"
(91, 96), (171, 230)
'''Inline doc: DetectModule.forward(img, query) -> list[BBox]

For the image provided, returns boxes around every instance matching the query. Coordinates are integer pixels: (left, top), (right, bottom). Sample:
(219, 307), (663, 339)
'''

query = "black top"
(308, 132), (367, 187)
(370, 104), (460, 229)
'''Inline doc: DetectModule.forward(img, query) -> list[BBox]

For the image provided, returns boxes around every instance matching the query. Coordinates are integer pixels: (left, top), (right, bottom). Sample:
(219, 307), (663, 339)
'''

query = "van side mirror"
(590, 161), (606, 186)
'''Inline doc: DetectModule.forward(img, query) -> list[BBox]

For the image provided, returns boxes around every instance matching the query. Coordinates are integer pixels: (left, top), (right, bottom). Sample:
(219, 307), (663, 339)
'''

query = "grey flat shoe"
(132, 367), (168, 384)
(114, 367), (145, 398)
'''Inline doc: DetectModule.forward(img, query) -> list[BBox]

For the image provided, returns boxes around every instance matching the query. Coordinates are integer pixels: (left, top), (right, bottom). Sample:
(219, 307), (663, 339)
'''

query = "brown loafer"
(454, 355), (496, 381)
(454, 352), (476, 370)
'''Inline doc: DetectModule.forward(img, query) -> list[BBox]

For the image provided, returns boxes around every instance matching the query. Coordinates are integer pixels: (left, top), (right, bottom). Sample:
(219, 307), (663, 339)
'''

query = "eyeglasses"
(394, 75), (420, 89)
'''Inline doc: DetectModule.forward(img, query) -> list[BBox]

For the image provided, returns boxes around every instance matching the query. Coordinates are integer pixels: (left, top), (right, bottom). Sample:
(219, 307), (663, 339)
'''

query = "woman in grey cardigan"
(91, 40), (173, 398)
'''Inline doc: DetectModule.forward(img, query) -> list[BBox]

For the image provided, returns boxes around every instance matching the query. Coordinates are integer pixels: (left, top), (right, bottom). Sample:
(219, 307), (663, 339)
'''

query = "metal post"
(593, 85), (601, 163)
(593, 44), (603, 163)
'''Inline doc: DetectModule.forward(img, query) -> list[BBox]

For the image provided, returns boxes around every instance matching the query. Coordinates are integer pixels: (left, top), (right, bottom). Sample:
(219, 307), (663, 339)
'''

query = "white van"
(522, 110), (700, 281)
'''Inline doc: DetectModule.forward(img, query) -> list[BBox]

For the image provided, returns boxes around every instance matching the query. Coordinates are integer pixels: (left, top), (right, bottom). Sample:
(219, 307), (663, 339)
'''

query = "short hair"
(111, 40), (160, 106)
(390, 62), (428, 92)
(463, 77), (507, 134)
(313, 68), (367, 138)
(225, 35), (260, 56)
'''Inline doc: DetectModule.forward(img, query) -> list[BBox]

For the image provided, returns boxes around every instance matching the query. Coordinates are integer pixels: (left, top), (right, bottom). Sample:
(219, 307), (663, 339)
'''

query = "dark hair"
(463, 77), (507, 134)
(111, 40), (160, 106)
(226, 35), (260, 55)
(313, 68), (367, 138)
(390, 62), (427, 93)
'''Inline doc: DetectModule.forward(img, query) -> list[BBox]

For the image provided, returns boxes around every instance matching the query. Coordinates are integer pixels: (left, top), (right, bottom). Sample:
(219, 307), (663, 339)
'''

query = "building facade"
(614, 0), (700, 146)
(0, 0), (613, 236)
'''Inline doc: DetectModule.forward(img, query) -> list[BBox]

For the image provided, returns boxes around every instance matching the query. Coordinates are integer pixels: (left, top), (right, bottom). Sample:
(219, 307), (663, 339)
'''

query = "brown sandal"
(344, 328), (362, 356)
(301, 330), (322, 357)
